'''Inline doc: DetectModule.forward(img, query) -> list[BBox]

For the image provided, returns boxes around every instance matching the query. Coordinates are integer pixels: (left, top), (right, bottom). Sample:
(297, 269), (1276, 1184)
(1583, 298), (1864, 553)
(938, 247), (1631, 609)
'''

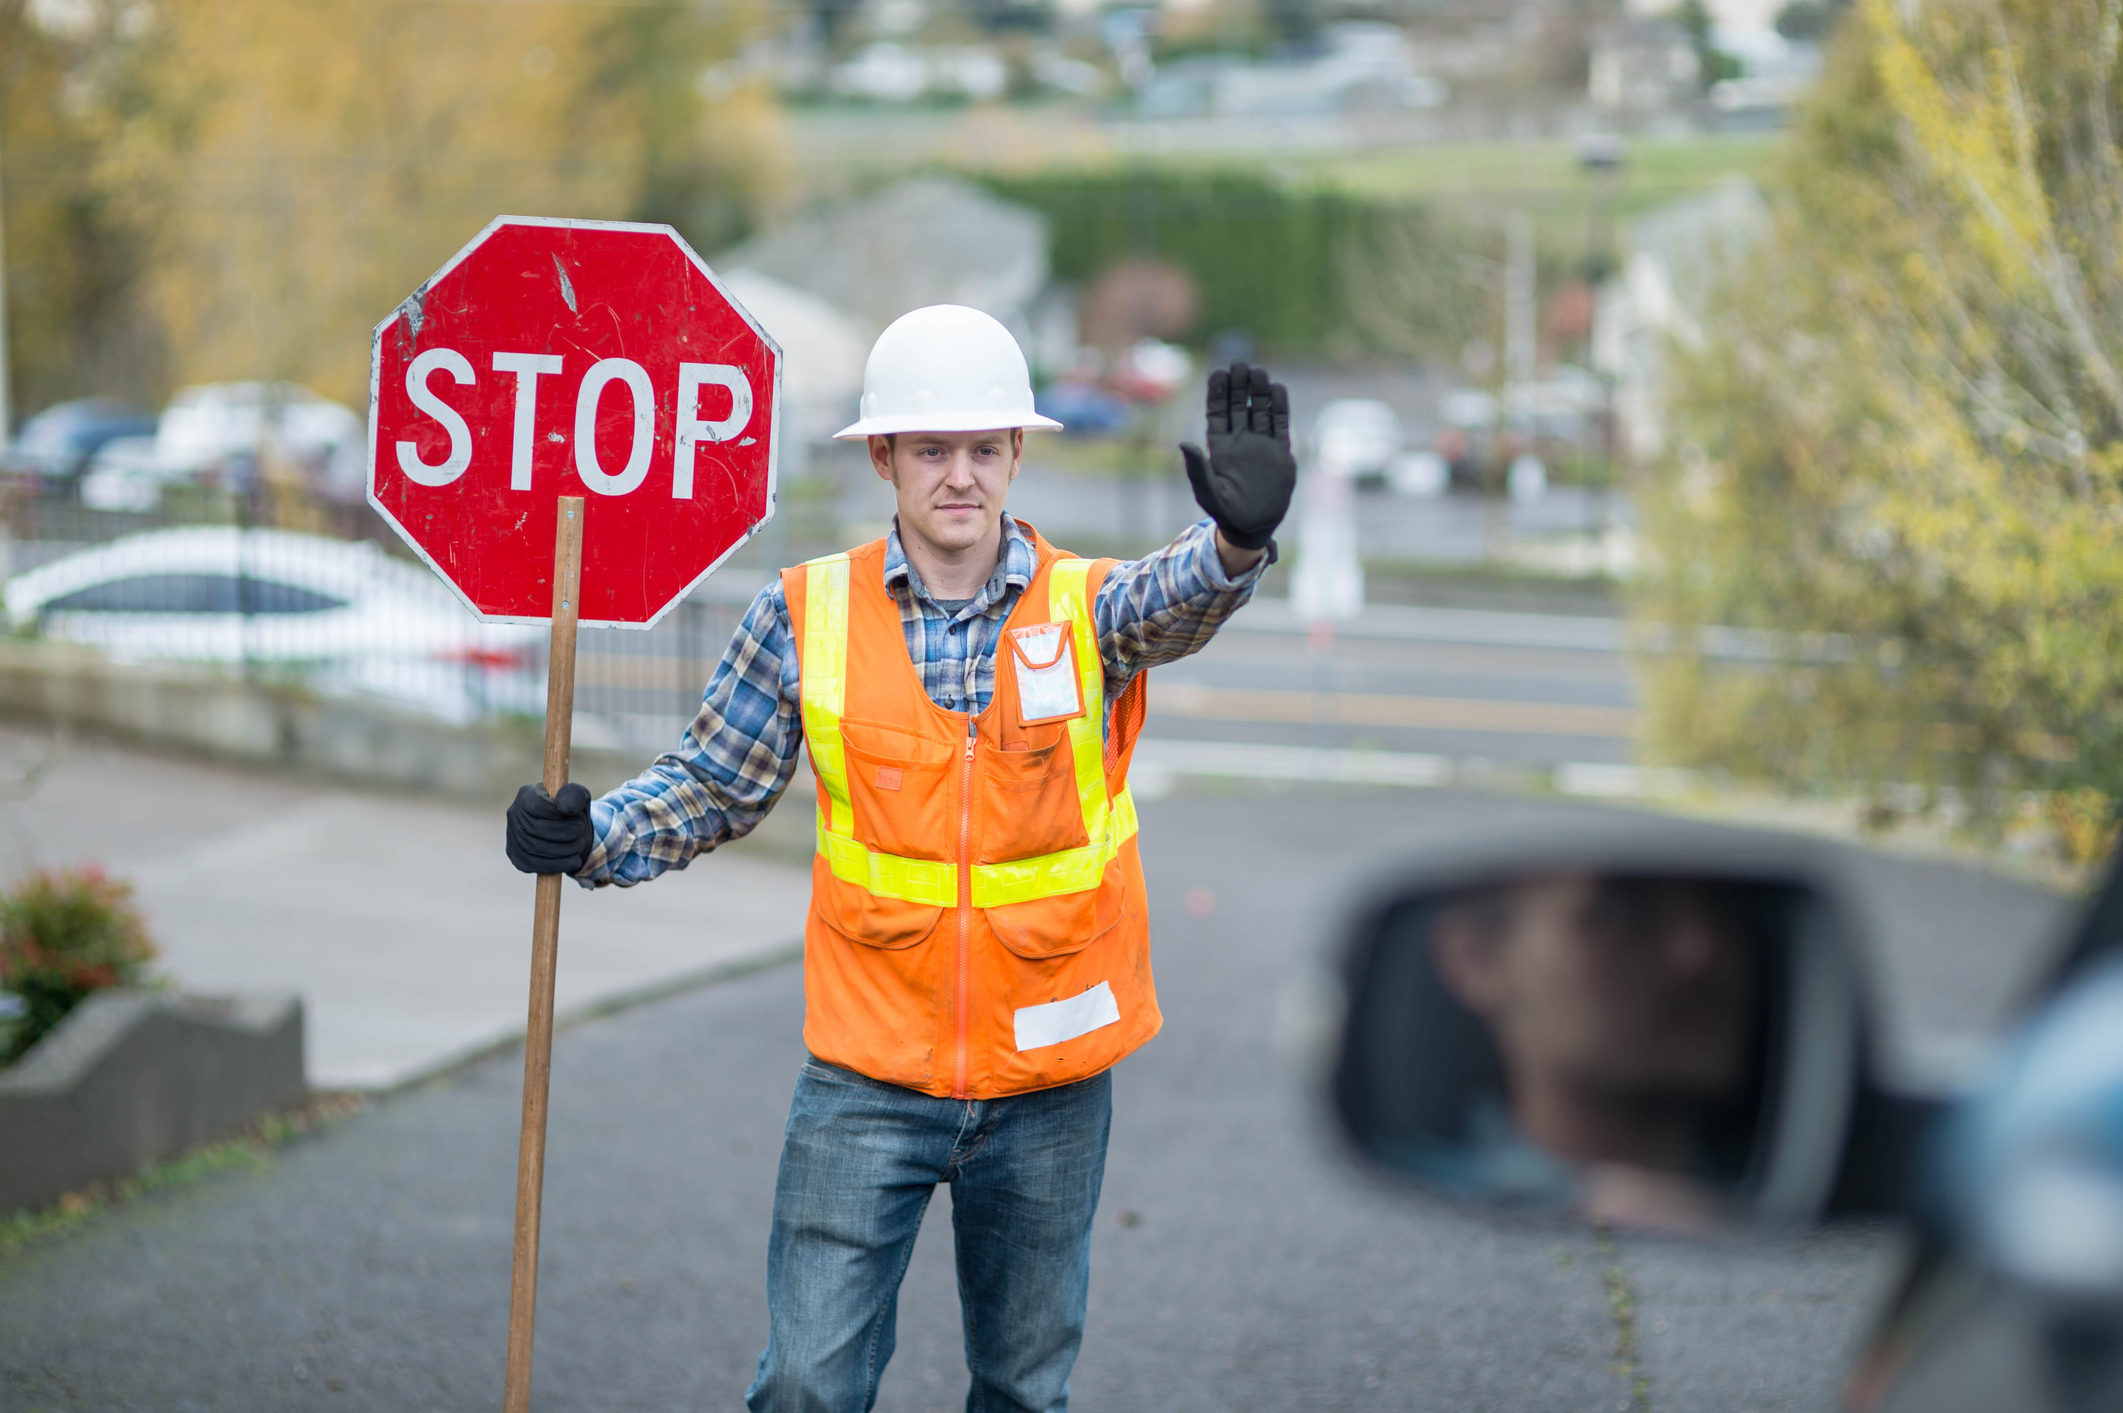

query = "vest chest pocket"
(839, 720), (957, 862)
(976, 725), (1091, 864)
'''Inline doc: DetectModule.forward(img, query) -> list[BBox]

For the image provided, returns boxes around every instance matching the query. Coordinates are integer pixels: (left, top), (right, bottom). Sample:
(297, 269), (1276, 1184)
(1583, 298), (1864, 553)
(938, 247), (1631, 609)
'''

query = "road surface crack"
(1597, 1227), (1652, 1412)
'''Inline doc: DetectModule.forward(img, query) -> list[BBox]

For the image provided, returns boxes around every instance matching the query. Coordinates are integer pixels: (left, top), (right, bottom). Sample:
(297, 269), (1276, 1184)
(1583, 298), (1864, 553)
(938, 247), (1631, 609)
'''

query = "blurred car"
(5, 399), (159, 485)
(77, 436), (185, 513)
(156, 382), (364, 498)
(1440, 387), (1500, 432)
(5, 527), (542, 723)
(1327, 821), (2123, 1412)
(1110, 339), (1192, 405)
(1386, 449), (1449, 498)
(1506, 453), (1548, 503)
(1311, 399), (1405, 486)
(1036, 381), (1130, 436)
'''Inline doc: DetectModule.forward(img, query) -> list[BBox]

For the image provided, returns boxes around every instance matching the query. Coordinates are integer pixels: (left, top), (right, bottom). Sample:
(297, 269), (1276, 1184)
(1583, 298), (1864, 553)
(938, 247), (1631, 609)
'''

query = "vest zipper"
(954, 716), (976, 1099)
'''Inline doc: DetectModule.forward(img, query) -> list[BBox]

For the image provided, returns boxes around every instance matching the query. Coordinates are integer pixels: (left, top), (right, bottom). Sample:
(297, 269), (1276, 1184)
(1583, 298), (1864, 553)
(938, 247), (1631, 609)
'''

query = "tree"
(4, 0), (783, 414)
(1638, 0), (2123, 859)
(0, 0), (164, 412)
(1672, 0), (1743, 88)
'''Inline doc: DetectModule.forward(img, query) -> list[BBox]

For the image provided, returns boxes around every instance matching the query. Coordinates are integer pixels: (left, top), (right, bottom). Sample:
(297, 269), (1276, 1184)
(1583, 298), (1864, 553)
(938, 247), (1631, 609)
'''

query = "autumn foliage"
(0, 0), (785, 414)
(1637, 0), (2123, 859)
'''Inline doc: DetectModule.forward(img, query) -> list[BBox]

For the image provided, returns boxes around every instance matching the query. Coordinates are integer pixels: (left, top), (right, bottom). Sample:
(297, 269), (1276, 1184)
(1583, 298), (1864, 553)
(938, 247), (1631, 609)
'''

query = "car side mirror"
(1329, 845), (1874, 1234)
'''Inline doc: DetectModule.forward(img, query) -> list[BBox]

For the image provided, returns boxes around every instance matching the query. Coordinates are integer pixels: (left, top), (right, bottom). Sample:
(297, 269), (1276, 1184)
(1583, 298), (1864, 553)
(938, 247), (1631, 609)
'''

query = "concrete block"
(0, 990), (306, 1216)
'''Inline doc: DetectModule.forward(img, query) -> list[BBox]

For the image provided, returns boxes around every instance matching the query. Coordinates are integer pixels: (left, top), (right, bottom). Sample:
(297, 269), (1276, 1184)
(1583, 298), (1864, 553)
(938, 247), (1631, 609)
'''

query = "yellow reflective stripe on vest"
(803, 553), (955, 907)
(802, 550), (1137, 910)
(969, 786), (1139, 905)
(969, 559), (1138, 907)
(799, 554), (854, 841)
(819, 829), (956, 908)
(1047, 559), (1111, 850)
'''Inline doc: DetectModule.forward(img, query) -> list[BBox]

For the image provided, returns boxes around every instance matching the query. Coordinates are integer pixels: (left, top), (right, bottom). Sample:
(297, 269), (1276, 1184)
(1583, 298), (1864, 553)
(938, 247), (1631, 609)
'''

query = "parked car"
(1311, 399), (1405, 486)
(77, 436), (183, 513)
(5, 400), (159, 486)
(1036, 381), (1131, 436)
(1387, 449), (1449, 498)
(1327, 820), (2123, 1412)
(5, 528), (542, 723)
(156, 382), (365, 500)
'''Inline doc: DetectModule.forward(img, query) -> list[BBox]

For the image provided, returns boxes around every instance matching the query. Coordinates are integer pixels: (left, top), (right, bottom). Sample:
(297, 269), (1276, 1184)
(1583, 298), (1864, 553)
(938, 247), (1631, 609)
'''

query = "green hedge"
(982, 168), (1484, 359)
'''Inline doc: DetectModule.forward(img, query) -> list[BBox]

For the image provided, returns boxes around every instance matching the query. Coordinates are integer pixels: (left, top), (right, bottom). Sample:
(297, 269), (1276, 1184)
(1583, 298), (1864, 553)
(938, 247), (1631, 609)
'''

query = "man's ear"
(868, 435), (896, 484)
(1009, 429), (1024, 482)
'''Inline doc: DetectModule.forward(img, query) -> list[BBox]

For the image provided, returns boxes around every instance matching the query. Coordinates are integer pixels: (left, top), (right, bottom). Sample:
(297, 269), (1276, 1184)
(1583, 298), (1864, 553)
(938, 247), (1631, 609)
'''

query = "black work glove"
(506, 782), (594, 876)
(1180, 361), (1296, 552)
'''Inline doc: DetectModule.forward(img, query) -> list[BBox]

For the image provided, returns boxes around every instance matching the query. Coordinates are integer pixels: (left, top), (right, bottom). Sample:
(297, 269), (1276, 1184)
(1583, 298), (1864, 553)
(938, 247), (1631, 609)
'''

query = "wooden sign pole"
(503, 495), (584, 1413)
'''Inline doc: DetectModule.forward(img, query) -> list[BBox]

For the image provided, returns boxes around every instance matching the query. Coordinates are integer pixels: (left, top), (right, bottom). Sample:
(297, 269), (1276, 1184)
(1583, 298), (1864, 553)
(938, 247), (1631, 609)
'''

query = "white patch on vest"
(1012, 624), (1081, 723)
(1014, 981), (1121, 1052)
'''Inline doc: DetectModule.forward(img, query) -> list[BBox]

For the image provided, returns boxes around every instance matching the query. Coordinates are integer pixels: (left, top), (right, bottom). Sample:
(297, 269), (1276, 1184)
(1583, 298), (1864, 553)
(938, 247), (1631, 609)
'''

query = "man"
(1426, 872), (1761, 1229)
(503, 303), (1295, 1412)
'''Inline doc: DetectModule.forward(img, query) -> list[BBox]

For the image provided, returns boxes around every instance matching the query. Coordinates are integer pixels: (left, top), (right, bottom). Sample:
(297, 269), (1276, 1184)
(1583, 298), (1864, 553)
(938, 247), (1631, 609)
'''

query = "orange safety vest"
(781, 526), (1157, 1100)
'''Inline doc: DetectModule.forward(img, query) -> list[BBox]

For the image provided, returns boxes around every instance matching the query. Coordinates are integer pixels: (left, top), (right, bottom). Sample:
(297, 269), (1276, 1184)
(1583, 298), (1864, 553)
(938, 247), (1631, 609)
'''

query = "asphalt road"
(573, 593), (1643, 770)
(574, 558), (1642, 780)
(1141, 598), (1637, 769)
(0, 789), (2073, 1412)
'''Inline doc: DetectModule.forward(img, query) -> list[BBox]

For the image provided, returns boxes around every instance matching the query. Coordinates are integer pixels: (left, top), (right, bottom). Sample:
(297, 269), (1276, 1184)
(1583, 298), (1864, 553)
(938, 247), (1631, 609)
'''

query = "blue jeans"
(745, 1057), (1113, 1413)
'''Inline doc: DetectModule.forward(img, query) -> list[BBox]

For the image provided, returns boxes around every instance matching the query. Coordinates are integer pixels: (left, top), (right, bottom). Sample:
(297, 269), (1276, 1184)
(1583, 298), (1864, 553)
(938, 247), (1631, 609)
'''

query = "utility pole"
(1484, 209), (1537, 562)
(0, 100), (13, 452)
(1504, 208), (1536, 432)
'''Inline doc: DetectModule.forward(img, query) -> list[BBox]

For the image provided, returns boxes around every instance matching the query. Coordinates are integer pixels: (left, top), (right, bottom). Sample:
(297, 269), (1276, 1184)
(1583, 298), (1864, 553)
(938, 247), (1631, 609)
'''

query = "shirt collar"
(883, 513), (1035, 618)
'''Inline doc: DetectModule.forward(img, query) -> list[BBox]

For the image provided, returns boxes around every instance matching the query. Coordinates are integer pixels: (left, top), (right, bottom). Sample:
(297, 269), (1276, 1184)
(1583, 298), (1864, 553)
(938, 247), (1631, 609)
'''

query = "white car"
(1387, 449), (1449, 498)
(78, 436), (184, 513)
(1311, 399), (1405, 485)
(6, 528), (543, 723)
(156, 382), (365, 499)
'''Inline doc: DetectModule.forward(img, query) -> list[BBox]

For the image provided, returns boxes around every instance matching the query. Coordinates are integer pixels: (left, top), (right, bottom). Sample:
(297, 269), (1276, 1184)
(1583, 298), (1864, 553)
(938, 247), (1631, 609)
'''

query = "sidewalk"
(0, 725), (810, 1089)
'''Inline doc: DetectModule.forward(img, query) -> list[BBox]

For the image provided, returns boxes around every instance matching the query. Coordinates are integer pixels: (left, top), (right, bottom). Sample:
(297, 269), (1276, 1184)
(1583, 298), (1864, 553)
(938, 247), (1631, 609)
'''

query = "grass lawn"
(1303, 132), (1782, 207)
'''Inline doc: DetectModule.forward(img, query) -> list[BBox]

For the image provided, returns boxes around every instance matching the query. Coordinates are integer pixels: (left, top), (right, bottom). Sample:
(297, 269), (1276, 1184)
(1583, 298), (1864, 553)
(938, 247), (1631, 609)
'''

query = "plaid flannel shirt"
(577, 513), (1265, 887)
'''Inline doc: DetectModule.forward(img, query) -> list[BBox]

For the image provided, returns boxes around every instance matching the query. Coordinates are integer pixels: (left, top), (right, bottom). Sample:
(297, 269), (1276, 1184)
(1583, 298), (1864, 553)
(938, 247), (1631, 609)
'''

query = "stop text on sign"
(395, 351), (755, 499)
(367, 216), (780, 627)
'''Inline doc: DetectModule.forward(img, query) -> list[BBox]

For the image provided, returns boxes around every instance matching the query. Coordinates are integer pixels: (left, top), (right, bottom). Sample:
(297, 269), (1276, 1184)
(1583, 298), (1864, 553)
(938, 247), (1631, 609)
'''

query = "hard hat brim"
(833, 409), (1065, 440)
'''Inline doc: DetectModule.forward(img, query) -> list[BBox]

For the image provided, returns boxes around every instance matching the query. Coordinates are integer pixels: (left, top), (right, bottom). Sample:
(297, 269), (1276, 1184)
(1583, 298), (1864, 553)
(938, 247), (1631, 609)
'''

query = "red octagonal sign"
(368, 216), (780, 626)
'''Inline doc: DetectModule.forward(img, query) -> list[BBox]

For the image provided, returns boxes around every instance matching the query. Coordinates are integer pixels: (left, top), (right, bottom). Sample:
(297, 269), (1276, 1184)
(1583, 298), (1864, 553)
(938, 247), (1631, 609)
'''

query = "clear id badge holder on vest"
(1006, 623), (1085, 726)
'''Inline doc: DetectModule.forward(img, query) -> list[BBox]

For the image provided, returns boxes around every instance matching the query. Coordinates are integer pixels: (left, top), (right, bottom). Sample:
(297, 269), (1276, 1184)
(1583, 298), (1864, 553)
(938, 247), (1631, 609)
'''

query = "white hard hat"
(834, 304), (1063, 439)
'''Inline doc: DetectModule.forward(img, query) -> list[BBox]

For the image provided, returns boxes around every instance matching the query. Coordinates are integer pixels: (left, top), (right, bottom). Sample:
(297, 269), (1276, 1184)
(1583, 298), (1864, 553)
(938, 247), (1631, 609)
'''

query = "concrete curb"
(0, 990), (306, 1216)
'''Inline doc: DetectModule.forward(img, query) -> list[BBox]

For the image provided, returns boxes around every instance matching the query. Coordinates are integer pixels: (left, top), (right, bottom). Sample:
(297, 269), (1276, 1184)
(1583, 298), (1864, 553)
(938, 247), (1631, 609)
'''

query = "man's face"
(1434, 874), (1758, 1103)
(870, 430), (1020, 556)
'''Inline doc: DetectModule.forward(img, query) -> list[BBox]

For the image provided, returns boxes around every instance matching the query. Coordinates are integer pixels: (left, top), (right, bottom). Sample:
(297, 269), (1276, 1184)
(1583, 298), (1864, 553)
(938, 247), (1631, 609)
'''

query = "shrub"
(981, 169), (1489, 361)
(1638, 0), (2123, 855)
(0, 866), (156, 1065)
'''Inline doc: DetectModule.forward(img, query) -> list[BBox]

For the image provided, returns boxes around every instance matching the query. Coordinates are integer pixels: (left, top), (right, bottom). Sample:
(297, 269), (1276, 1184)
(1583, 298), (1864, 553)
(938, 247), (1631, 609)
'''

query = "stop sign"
(367, 216), (780, 626)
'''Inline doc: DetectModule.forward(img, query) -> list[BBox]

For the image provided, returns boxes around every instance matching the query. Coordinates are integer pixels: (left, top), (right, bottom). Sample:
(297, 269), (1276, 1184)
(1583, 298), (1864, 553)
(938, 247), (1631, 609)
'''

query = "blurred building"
(1587, 18), (1699, 116)
(716, 269), (874, 457)
(1705, 26), (1824, 128)
(1137, 22), (1448, 119)
(720, 176), (1050, 337)
(1592, 178), (1769, 464)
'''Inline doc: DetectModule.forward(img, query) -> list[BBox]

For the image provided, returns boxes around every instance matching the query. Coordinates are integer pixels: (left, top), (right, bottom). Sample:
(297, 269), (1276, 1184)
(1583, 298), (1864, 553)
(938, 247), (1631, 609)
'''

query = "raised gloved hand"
(506, 782), (594, 876)
(1180, 361), (1296, 552)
